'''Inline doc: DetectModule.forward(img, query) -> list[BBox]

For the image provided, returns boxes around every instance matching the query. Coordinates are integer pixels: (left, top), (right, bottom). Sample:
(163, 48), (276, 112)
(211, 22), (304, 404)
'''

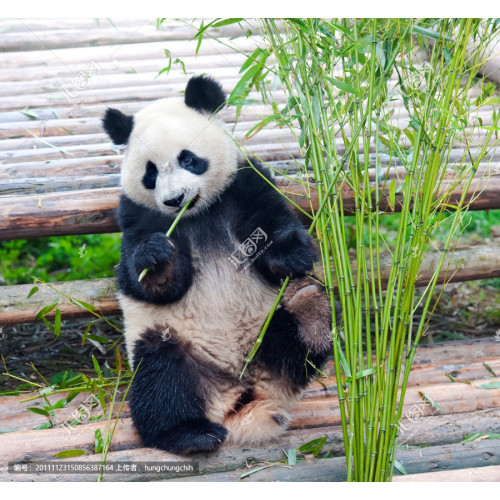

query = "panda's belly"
(119, 256), (278, 375)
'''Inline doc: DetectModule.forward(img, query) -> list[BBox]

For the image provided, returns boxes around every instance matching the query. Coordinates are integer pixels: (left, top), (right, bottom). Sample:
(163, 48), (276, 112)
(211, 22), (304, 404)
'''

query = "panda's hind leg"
(281, 276), (333, 355)
(222, 382), (297, 446)
(129, 328), (227, 455)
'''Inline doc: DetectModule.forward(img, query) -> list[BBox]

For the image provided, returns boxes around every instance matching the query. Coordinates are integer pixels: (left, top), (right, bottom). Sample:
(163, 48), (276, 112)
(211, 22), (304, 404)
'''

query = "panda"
(102, 75), (332, 455)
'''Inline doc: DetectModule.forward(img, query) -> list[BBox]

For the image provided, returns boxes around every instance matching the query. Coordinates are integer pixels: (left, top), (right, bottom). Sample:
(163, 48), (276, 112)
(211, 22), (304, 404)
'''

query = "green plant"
(0, 234), (121, 285)
(190, 18), (499, 481)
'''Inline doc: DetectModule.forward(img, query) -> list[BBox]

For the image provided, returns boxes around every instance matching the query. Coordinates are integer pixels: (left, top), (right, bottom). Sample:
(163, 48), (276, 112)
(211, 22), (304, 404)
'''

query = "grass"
(0, 233), (121, 285)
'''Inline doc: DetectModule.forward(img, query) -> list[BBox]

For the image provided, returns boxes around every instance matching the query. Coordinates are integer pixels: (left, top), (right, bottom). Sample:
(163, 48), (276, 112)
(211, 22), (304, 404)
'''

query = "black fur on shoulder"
(130, 328), (227, 454)
(102, 108), (134, 145)
(184, 75), (226, 114)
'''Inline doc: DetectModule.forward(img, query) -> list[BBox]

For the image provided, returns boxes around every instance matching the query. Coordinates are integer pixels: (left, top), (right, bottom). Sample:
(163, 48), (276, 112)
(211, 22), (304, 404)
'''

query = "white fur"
(121, 98), (238, 216)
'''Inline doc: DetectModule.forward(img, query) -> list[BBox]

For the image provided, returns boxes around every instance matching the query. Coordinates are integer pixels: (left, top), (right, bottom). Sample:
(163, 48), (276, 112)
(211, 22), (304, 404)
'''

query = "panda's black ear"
(184, 75), (226, 114)
(102, 108), (134, 145)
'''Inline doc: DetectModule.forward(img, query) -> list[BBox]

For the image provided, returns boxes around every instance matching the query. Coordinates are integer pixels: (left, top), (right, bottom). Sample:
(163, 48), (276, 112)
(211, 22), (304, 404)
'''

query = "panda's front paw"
(134, 232), (175, 285)
(267, 228), (315, 278)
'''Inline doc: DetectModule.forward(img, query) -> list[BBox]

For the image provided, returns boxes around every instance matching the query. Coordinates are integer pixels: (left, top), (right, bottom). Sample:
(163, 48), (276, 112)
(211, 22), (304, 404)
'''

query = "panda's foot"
(153, 419), (228, 455)
(224, 399), (289, 446)
(282, 277), (332, 354)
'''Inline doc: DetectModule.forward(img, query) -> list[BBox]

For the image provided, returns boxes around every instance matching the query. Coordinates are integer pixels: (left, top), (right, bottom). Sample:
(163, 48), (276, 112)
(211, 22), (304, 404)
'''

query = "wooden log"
(1, 377), (499, 464)
(0, 135), (306, 164)
(1, 337), (498, 416)
(0, 278), (119, 327)
(0, 22), (251, 53)
(1, 240), (499, 325)
(3, 159), (498, 197)
(0, 174), (121, 196)
(0, 18), (164, 33)
(2, 118), (496, 161)
(0, 156), (124, 180)
(2, 173), (500, 240)
(0, 187), (120, 240)
(2, 347), (499, 432)
(2, 439), (499, 482)
(169, 442), (500, 482)
(0, 64), (248, 99)
(0, 52), (247, 85)
(393, 464), (500, 482)
(0, 37), (259, 71)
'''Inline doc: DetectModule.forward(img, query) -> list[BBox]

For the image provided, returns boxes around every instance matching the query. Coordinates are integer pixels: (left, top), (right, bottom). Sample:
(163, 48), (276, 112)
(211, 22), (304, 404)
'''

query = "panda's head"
(102, 76), (238, 216)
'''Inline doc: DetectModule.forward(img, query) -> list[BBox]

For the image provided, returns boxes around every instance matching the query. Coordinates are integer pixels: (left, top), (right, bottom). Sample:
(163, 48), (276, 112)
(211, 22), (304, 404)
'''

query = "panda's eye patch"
(178, 149), (208, 175)
(142, 161), (158, 190)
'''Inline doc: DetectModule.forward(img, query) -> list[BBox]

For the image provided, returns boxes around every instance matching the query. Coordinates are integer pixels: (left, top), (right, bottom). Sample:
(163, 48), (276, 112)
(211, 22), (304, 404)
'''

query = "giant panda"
(102, 75), (333, 455)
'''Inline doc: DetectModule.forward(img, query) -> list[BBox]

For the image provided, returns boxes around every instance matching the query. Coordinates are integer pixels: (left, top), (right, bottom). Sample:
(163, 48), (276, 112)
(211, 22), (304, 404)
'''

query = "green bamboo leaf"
(419, 391), (443, 412)
(56, 449), (85, 458)
(393, 459), (408, 475)
(27, 407), (50, 416)
(240, 465), (271, 479)
(402, 128), (414, 145)
(298, 436), (327, 457)
(483, 362), (497, 377)
(194, 20), (204, 55)
(94, 428), (104, 453)
(326, 76), (360, 96)
(389, 179), (396, 211)
(335, 338), (351, 378)
(286, 448), (297, 466)
(92, 356), (103, 380)
(461, 432), (481, 443)
(228, 64), (262, 105)
(69, 299), (96, 311)
(377, 134), (393, 150)
(240, 48), (268, 74)
(413, 25), (453, 42)
(27, 286), (39, 299)
(211, 18), (244, 28)
(87, 335), (110, 344)
(81, 321), (94, 346)
(478, 381), (500, 389)
(50, 398), (67, 410)
(34, 422), (53, 430)
(97, 387), (108, 413)
(462, 433), (500, 443)
(35, 299), (60, 320)
(53, 309), (61, 337)
(66, 390), (81, 404)
(346, 368), (377, 383)
(173, 58), (186, 75)
(40, 316), (54, 333)
(20, 107), (39, 120)
(244, 114), (278, 140)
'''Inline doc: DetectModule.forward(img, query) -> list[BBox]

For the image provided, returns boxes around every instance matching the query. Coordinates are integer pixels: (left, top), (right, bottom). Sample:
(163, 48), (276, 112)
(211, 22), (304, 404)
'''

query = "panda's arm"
(116, 196), (194, 304)
(229, 161), (316, 285)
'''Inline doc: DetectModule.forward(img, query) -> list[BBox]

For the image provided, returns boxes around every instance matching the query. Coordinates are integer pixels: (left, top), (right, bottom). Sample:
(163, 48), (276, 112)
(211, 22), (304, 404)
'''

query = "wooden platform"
(0, 18), (500, 482)
(1, 338), (500, 482)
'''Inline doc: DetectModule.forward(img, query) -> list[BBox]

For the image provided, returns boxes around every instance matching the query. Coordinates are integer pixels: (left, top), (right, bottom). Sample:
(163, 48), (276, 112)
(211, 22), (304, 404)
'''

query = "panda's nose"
(163, 194), (185, 207)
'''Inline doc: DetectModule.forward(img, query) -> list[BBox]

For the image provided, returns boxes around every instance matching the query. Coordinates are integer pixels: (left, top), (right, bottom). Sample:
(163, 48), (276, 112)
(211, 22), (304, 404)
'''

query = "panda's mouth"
(177, 193), (200, 212)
